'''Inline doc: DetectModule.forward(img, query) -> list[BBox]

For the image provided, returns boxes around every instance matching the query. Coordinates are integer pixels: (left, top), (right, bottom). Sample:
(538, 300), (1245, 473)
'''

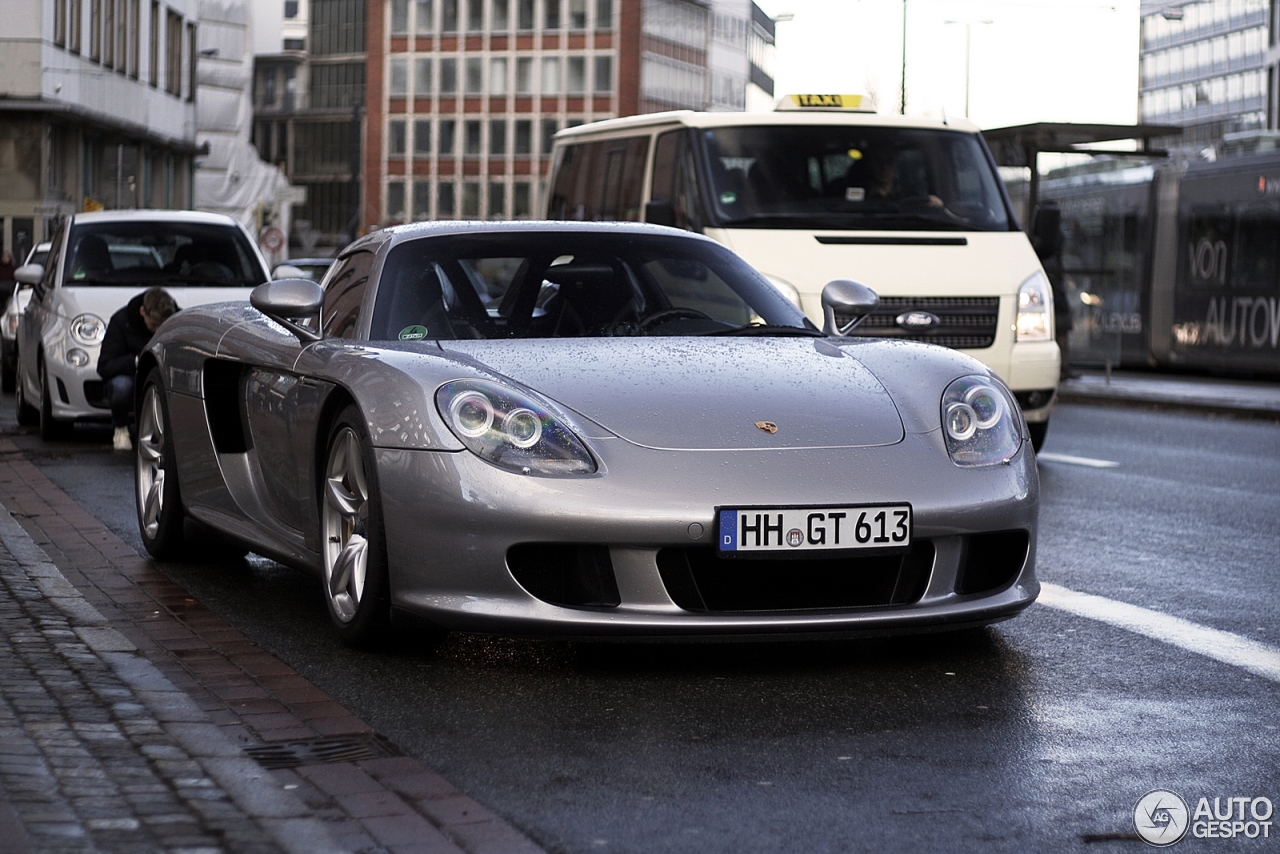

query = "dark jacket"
(97, 292), (156, 381)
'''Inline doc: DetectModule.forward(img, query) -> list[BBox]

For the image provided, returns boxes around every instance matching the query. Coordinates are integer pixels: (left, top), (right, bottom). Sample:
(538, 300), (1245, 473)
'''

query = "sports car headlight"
(1015, 271), (1052, 342)
(941, 376), (1021, 466)
(70, 313), (107, 346)
(436, 380), (597, 476)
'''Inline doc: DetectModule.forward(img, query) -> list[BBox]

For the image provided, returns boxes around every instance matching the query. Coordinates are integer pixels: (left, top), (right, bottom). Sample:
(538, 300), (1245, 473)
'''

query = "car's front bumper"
(374, 431), (1040, 637)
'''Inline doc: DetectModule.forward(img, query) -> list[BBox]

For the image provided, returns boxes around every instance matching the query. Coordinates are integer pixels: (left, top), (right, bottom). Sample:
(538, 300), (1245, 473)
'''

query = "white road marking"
(1039, 582), (1280, 684)
(1036, 452), (1120, 468)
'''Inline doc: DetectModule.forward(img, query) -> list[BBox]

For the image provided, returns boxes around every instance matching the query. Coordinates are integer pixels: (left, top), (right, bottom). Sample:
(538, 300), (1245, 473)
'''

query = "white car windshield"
(62, 222), (268, 287)
(700, 126), (1013, 232)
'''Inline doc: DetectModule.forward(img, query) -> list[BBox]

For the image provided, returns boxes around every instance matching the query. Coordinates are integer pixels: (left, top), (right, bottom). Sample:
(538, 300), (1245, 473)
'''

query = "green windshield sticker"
(720, 191), (737, 205)
(399, 325), (429, 340)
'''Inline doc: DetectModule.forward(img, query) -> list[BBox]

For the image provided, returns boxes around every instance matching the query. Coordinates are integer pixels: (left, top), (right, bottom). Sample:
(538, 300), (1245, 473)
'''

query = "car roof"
(70, 209), (245, 227)
(358, 219), (717, 255)
(554, 110), (982, 142)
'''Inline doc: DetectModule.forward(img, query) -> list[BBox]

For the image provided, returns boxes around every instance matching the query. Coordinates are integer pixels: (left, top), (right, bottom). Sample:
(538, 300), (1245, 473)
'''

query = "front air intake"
(506, 543), (622, 608)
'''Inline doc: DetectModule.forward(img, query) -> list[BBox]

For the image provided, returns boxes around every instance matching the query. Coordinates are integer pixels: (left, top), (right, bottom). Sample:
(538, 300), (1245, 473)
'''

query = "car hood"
(438, 337), (904, 451)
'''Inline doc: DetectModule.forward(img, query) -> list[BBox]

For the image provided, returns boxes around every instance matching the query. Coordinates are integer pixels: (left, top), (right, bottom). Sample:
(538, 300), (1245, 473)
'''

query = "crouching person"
(97, 287), (178, 451)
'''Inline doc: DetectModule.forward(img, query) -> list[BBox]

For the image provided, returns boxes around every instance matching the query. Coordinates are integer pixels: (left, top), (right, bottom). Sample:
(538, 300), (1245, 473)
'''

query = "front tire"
(321, 405), (392, 647)
(1029, 420), (1048, 453)
(136, 371), (188, 559)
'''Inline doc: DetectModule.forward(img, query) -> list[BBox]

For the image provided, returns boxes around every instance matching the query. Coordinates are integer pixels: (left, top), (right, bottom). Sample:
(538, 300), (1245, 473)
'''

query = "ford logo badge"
(895, 311), (941, 331)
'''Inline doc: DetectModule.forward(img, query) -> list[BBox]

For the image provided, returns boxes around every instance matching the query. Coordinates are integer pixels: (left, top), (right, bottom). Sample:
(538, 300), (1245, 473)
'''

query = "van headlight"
(763, 274), (803, 309)
(70, 313), (107, 346)
(1015, 271), (1052, 342)
(941, 376), (1022, 466)
(436, 380), (597, 476)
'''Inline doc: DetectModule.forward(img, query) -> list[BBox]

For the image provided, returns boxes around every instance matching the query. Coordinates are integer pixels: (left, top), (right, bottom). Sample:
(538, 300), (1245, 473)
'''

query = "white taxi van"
(545, 94), (1061, 449)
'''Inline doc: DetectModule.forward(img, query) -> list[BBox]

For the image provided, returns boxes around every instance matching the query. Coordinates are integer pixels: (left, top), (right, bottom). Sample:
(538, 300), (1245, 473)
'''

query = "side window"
(548, 143), (588, 219)
(650, 130), (703, 232)
(322, 250), (377, 338)
(548, 136), (649, 221)
(35, 225), (67, 299)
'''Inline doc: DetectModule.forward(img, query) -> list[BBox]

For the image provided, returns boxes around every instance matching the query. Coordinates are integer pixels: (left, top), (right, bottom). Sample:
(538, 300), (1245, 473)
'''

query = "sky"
(752, 0), (1142, 131)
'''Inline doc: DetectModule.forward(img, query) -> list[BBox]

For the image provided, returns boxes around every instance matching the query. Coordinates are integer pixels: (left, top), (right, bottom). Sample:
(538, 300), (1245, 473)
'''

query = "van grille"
(838, 296), (1001, 350)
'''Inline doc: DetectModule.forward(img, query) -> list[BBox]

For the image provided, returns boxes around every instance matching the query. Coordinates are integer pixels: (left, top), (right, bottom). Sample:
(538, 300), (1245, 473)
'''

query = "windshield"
(369, 232), (814, 341)
(62, 222), (268, 287)
(699, 125), (1012, 232)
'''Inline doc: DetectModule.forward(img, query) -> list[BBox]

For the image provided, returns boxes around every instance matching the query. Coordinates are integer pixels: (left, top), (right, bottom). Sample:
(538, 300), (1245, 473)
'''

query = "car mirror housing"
(14, 263), (43, 286)
(250, 278), (324, 343)
(821, 279), (879, 336)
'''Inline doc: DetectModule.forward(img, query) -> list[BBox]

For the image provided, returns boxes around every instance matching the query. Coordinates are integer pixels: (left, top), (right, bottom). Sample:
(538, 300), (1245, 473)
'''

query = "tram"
(1039, 149), (1280, 375)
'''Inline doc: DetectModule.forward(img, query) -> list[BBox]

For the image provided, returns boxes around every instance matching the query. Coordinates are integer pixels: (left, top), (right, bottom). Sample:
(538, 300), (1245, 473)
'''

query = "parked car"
(2, 242), (51, 393)
(14, 210), (272, 438)
(135, 220), (1040, 646)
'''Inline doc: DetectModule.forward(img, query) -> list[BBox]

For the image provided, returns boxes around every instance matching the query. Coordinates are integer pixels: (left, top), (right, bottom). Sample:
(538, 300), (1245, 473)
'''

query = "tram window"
(1231, 212), (1280, 290)
(1184, 209), (1232, 288)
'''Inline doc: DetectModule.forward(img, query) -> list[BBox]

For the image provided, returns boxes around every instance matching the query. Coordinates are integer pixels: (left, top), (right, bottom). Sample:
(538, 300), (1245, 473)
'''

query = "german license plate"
(717, 504), (912, 556)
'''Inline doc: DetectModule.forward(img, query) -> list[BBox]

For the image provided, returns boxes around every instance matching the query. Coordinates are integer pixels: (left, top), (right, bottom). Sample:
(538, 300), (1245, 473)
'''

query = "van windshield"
(699, 126), (1012, 232)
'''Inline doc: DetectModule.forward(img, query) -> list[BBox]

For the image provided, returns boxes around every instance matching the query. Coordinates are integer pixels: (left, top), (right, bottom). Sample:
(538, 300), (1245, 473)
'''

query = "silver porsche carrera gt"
(135, 221), (1039, 645)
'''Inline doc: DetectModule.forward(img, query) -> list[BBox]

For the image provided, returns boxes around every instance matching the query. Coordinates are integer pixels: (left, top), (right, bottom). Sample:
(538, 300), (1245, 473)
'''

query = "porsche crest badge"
(755, 421), (779, 434)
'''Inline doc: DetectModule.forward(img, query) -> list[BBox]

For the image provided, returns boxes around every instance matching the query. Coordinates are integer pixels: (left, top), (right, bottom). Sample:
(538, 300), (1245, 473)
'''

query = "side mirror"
(250, 278), (324, 343)
(1030, 203), (1062, 261)
(14, 264), (43, 286)
(821, 279), (879, 336)
(644, 199), (676, 228)
(273, 264), (306, 280)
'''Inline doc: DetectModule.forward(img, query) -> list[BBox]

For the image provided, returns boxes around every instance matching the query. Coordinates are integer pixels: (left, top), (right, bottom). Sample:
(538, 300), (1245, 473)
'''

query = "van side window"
(322, 250), (377, 338)
(548, 136), (649, 221)
(650, 130), (704, 233)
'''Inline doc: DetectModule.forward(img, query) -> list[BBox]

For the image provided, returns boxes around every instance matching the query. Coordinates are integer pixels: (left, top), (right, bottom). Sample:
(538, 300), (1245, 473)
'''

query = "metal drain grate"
(245, 734), (405, 770)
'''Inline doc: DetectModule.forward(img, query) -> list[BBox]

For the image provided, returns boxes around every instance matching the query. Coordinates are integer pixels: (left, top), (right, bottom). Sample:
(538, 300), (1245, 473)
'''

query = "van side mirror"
(1030, 203), (1062, 261)
(14, 264), (43, 286)
(644, 199), (676, 228)
(821, 279), (879, 336)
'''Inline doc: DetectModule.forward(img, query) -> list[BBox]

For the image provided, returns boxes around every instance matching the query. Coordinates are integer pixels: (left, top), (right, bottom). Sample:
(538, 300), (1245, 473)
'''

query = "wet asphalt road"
(4, 399), (1278, 853)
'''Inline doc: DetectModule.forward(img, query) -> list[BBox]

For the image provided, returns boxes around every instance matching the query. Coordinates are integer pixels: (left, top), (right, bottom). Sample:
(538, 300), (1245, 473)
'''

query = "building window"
(90, 0), (101, 60)
(285, 0), (299, 17)
(490, 57), (508, 95)
(390, 57), (408, 96)
(467, 0), (484, 31)
(541, 56), (560, 94)
(311, 0), (367, 56)
(514, 119), (532, 154)
(439, 118), (456, 154)
(462, 182), (480, 216)
(513, 181), (531, 217)
(389, 119), (407, 155)
(148, 1), (158, 83)
(439, 57), (457, 94)
(414, 119), (432, 154)
(310, 62), (366, 109)
(464, 120), (482, 155)
(515, 56), (533, 93)
(545, 0), (560, 30)
(70, 0), (82, 53)
(415, 0), (433, 33)
(387, 181), (406, 219)
(490, 119), (506, 154)
(187, 22), (198, 100)
(104, 0), (116, 67)
(413, 181), (431, 218)
(492, 0), (509, 31)
(488, 181), (506, 218)
(568, 0), (585, 30)
(595, 0), (611, 29)
(438, 181), (456, 216)
(415, 58), (433, 95)
(593, 55), (612, 92)
(129, 0), (140, 77)
(392, 0), (410, 33)
(165, 10), (182, 96)
(465, 56), (483, 93)
(442, 0), (457, 32)
(517, 0), (533, 29)
(262, 68), (278, 105)
(540, 117), (558, 155)
(567, 55), (585, 94)
(55, 0), (67, 47)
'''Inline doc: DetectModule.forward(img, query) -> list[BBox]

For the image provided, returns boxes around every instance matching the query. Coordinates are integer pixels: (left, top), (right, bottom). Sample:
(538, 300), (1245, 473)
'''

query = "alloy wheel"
(323, 426), (370, 623)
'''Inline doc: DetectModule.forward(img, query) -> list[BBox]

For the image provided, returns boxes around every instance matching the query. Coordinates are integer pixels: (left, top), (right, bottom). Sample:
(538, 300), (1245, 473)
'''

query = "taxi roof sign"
(776, 94), (875, 112)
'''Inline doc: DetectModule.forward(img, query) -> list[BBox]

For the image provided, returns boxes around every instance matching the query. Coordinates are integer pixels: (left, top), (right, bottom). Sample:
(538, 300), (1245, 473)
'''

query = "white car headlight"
(436, 380), (596, 476)
(941, 376), (1022, 466)
(1015, 271), (1053, 342)
(70, 313), (107, 346)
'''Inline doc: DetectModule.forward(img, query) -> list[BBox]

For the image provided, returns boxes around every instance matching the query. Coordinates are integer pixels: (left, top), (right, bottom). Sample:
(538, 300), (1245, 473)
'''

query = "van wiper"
(704, 323), (825, 337)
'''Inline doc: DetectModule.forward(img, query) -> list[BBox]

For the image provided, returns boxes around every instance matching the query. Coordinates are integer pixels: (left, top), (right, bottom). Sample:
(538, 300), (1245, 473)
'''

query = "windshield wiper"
(704, 324), (825, 337)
